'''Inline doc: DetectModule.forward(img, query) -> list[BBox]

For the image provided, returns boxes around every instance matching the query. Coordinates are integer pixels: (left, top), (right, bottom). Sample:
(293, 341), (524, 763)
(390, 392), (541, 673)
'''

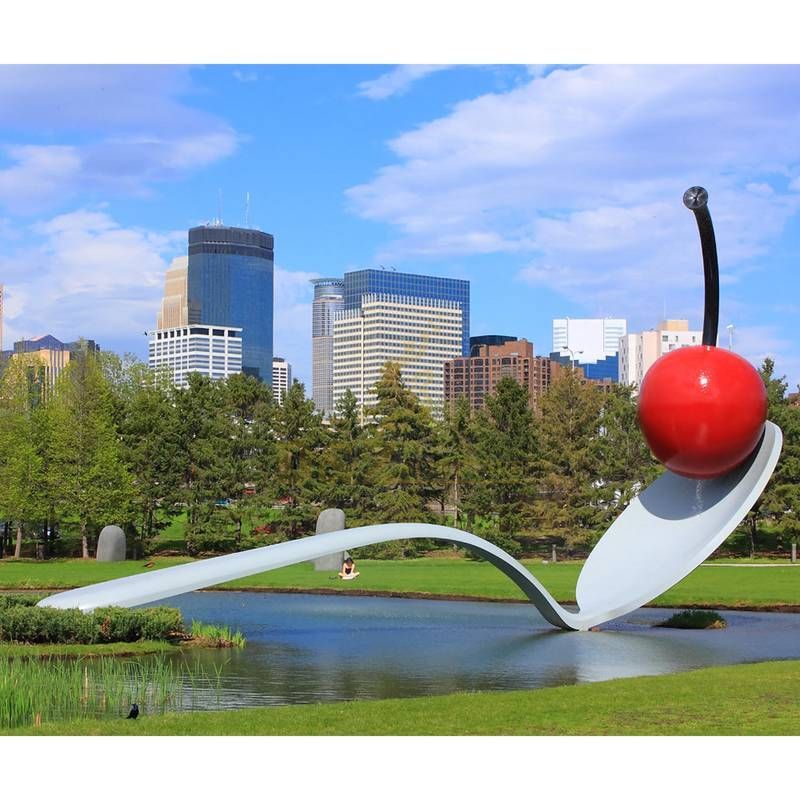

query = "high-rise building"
(148, 324), (242, 388)
(444, 338), (564, 413)
(272, 357), (292, 405)
(10, 335), (100, 391)
(552, 318), (627, 364)
(310, 278), (344, 416)
(548, 351), (619, 382)
(157, 256), (188, 330)
(187, 224), (274, 383)
(619, 319), (702, 388)
(333, 293), (463, 419)
(343, 269), (470, 356)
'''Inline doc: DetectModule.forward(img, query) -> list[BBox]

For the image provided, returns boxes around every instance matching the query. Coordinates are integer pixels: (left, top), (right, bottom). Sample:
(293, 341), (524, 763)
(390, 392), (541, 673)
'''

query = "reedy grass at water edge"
(188, 620), (246, 648)
(0, 654), (227, 730)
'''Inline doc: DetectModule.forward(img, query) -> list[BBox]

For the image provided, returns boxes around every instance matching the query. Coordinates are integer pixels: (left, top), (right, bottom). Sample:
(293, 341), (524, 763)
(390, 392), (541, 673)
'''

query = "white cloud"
(1, 208), (182, 347)
(0, 66), (239, 213)
(357, 65), (450, 100)
(347, 65), (800, 330)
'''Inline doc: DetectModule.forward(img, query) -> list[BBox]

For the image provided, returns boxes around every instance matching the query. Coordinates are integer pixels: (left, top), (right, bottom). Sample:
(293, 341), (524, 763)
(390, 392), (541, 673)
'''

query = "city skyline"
(1, 65), (800, 389)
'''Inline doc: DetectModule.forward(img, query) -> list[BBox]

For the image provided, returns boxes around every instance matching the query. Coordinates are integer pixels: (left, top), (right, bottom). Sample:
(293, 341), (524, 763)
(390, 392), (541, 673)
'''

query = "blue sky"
(1, 64), (800, 389)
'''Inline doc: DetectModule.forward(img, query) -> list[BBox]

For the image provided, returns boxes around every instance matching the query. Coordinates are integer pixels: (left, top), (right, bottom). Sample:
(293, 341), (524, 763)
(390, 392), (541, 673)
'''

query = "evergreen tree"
(46, 352), (134, 558)
(318, 389), (372, 522)
(436, 397), (474, 526)
(273, 381), (326, 538)
(116, 365), (186, 548)
(223, 373), (278, 545)
(365, 362), (438, 525)
(534, 368), (603, 550)
(462, 377), (537, 555)
(748, 359), (800, 555)
(591, 384), (661, 527)
(173, 373), (236, 553)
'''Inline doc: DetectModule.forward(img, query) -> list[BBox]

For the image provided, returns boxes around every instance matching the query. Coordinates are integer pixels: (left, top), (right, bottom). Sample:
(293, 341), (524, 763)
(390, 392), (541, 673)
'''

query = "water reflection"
(146, 592), (800, 711)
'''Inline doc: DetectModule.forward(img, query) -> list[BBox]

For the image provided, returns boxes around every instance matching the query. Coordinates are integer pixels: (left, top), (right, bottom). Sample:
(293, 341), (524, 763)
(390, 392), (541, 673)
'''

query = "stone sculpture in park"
(41, 188), (782, 631)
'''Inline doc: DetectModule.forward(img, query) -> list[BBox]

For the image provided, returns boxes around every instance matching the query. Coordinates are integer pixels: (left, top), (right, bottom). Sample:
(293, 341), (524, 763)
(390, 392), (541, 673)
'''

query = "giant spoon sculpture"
(41, 188), (783, 630)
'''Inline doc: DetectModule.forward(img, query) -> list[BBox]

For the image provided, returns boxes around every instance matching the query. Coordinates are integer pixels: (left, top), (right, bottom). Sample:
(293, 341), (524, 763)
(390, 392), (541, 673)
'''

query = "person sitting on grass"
(338, 556), (360, 580)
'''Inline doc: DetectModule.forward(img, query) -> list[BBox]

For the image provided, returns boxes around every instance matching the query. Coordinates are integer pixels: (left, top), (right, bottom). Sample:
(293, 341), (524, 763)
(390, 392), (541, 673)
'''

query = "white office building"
(618, 319), (702, 388)
(148, 324), (242, 388)
(272, 357), (292, 405)
(333, 293), (463, 419)
(552, 318), (627, 364)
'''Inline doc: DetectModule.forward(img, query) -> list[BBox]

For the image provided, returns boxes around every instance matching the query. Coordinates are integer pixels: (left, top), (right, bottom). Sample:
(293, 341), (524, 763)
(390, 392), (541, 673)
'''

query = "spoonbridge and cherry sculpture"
(40, 188), (783, 631)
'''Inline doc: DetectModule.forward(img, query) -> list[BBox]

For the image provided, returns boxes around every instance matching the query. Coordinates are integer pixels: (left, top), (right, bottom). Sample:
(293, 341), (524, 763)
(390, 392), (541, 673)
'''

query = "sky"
(1, 64), (800, 389)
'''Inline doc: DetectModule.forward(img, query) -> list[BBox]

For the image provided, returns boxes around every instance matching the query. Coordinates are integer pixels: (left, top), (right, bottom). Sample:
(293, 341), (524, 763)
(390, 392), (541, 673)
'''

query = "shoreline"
(3, 584), (799, 614)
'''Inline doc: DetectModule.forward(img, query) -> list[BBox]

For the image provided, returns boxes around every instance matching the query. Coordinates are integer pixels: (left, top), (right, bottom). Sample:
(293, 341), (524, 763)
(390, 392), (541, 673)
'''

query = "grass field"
(11, 659), (799, 735)
(1, 555), (797, 609)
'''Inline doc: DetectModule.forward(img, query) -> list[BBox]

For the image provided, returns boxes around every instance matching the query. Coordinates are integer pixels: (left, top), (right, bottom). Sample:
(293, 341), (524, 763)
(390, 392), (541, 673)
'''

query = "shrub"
(656, 610), (727, 629)
(0, 604), (184, 644)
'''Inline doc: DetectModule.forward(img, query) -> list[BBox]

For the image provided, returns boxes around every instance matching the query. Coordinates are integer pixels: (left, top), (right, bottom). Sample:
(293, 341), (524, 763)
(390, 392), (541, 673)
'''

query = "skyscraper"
(157, 256), (188, 330)
(343, 269), (470, 356)
(619, 320), (701, 388)
(333, 293), (463, 419)
(187, 224), (274, 383)
(310, 278), (344, 416)
(149, 325), (243, 388)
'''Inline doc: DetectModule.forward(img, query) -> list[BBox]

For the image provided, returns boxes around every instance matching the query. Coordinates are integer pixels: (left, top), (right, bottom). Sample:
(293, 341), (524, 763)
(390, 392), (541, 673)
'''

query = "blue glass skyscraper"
(343, 268), (470, 355)
(187, 224), (274, 383)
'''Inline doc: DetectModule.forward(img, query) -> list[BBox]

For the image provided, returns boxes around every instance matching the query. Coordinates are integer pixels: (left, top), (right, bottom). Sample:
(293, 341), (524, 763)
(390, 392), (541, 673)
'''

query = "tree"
(318, 389), (372, 522)
(173, 373), (237, 552)
(0, 356), (47, 557)
(365, 362), (439, 525)
(273, 381), (326, 538)
(462, 377), (538, 555)
(750, 359), (800, 555)
(534, 369), (603, 550)
(591, 384), (661, 527)
(116, 364), (186, 549)
(436, 397), (474, 526)
(46, 352), (134, 558)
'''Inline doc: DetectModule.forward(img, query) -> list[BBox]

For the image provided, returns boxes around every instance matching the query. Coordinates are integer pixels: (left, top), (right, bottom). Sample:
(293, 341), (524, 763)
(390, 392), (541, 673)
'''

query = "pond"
(147, 591), (800, 711)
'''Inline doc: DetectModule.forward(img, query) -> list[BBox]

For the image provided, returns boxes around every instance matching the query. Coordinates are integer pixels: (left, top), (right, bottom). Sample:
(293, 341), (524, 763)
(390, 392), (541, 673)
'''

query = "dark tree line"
(1, 350), (797, 559)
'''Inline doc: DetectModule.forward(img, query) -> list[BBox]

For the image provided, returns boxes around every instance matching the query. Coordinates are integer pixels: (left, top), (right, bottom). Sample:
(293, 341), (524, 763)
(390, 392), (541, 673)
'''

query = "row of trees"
(1, 349), (797, 559)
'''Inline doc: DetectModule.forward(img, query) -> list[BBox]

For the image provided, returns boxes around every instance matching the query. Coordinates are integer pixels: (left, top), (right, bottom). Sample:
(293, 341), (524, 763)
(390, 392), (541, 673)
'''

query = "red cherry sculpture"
(638, 346), (767, 479)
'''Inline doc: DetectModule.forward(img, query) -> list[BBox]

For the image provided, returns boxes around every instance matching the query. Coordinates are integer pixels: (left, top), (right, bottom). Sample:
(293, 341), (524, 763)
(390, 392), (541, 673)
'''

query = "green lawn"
(0, 554), (798, 609)
(13, 660), (800, 735)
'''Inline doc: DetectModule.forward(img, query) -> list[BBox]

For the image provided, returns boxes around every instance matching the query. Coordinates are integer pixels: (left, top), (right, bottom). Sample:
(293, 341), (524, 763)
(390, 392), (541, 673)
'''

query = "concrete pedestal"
(311, 509), (348, 571)
(96, 525), (126, 561)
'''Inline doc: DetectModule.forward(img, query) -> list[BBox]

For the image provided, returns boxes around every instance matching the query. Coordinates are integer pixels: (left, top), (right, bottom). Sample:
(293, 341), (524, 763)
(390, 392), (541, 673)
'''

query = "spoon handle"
(683, 186), (719, 347)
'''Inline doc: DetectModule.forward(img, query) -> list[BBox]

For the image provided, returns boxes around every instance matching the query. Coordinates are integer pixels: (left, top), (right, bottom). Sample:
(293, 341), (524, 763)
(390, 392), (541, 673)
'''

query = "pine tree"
(462, 377), (537, 555)
(534, 368), (603, 550)
(591, 384), (661, 527)
(318, 389), (372, 522)
(366, 362), (439, 526)
(748, 359), (800, 555)
(436, 397), (474, 526)
(273, 381), (326, 538)
(173, 373), (237, 553)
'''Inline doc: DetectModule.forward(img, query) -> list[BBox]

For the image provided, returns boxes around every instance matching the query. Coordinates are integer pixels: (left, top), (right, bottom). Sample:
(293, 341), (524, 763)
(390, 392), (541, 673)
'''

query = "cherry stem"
(683, 186), (719, 347)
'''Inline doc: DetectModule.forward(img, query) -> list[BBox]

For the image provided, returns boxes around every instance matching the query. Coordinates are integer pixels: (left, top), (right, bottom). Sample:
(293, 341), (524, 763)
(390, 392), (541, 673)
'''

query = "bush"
(0, 604), (185, 644)
(656, 610), (727, 629)
(0, 594), (45, 609)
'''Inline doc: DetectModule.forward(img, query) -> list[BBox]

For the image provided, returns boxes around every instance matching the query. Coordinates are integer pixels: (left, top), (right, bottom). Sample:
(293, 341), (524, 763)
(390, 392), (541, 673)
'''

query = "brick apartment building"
(443, 338), (566, 413)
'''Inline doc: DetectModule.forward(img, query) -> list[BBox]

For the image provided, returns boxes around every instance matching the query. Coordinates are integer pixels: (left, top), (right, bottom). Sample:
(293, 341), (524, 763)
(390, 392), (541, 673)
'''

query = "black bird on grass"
(126, 703), (139, 720)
